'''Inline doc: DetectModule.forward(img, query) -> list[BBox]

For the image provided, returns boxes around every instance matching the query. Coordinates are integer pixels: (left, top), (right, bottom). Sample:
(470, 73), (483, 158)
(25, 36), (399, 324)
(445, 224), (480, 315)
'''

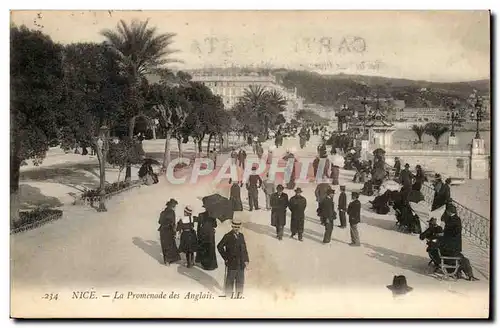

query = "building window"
(456, 158), (464, 169)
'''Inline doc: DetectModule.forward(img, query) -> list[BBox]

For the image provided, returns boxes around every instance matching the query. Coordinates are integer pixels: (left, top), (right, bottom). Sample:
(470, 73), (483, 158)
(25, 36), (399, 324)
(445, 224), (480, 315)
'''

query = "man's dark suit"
(217, 231), (250, 296)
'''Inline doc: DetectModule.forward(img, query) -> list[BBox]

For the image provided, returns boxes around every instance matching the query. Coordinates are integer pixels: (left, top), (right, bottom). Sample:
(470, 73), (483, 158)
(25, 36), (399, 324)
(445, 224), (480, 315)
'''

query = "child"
(347, 192), (361, 246)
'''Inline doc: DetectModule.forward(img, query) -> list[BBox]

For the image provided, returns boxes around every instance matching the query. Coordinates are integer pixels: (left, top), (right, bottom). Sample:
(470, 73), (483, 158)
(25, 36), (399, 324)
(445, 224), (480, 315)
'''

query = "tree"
(411, 124), (425, 143)
(147, 83), (189, 169)
(424, 122), (449, 145)
(10, 26), (65, 224)
(101, 19), (181, 180)
(295, 109), (324, 124)
(59, 42), (126, 211)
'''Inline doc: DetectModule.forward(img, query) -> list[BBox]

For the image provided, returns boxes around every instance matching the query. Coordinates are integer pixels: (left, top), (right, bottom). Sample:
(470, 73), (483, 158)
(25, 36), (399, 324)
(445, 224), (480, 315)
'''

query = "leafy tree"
(147, 83), (189, 168)
(411, 124), (426, 143)
(424, 122), (449, 145)
(10, 26), (65, 223)
(295, 109), (324, 124)
(101, 19), (180, 180)
(107, 139), (145, 181)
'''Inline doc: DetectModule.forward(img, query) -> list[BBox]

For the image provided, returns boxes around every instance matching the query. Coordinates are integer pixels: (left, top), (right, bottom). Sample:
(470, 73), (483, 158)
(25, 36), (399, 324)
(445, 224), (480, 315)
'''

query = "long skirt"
(331, 166), (340, 185)
(159, 228), (181, 263)
(198, 240), (218, 270)
(179, 230), (198, 253)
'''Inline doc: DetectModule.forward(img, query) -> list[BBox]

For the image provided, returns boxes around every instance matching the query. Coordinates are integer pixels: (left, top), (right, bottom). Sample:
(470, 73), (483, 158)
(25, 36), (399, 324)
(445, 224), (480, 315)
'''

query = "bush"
(81, 181), (137, 199)
(12, 208), (63, 232)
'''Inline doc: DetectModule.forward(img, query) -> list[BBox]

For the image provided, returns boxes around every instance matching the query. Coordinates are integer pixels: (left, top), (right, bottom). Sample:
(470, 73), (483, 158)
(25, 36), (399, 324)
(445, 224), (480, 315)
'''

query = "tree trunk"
(207, 134), (213, 154)
(162, 130), (172, 170)
(125, 116), (137, 182)
(197, 137), (203, 155)
(10, 147), (21, 226)
(95, 143), (107, 212)
(177, 137), (183, 158)
(152, 126), (157, 140)
(193, 139), (198, 157)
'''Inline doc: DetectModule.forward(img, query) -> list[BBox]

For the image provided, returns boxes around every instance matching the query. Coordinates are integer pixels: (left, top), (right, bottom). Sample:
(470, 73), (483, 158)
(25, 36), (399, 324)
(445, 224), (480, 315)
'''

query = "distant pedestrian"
(261, 173), (276, 210)
(229, 180), (243, 212)
(270, 184), (289, 240)
(347, 192), (361, 246)
(338, 185), (347, 228)
(318, 189), (336, 244)
(288, 187), (307, 241)
(246, 166), (262, 211)
(217, 218), (249, 297)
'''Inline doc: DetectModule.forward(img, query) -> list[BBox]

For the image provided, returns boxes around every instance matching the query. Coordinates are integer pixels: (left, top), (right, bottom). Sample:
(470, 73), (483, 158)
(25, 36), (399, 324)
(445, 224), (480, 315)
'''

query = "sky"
(10, 10), (490, 82)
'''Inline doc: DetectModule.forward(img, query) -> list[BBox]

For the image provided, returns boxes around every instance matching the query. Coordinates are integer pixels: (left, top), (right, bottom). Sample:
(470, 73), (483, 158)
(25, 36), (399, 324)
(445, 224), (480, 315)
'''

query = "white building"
(190, 71), (304, 120)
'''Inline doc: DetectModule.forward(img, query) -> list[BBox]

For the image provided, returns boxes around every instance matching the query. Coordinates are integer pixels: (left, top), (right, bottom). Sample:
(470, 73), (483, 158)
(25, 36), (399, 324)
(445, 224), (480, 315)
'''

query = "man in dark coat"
(419, 217), (443, 266)
(393, 157), (401, 178)
(432, 177), (451, 212)
(237, 148), (247, 170)
(347, 192), (361, 246)
(399, 163), (413, 191)
(246, 166), (262, 211)
(270, 184), (289, 240)
(288, 187), (307, 241)
(229, 180), (243, 211)
(317, 143), (327, 158)
(158, 198), (181, 265)
(338, 185), (347, 228)
(217, 218), (249, 297)
(438, 204), (462, 256)
(318, 189), (336, 244)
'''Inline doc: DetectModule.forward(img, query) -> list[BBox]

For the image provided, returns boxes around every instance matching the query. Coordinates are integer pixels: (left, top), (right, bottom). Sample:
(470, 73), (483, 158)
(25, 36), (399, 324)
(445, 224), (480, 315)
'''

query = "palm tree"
(240, 85), (269, 137)
(266, 89), (287, 137)
(424, 123), (449, 145)
(101, 19), (181, 179)
(411, 124), (425, 143)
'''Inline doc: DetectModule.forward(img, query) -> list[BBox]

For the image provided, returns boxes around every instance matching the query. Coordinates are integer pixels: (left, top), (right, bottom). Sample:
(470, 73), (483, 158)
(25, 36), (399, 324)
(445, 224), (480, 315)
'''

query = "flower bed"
(11, 208), (64, 234)
(81, 180), (142, 206)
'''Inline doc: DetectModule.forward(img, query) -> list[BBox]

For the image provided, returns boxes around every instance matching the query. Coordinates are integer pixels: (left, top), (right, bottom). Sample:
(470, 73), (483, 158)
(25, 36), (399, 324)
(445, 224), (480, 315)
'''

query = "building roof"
(364, 109), (395, 128)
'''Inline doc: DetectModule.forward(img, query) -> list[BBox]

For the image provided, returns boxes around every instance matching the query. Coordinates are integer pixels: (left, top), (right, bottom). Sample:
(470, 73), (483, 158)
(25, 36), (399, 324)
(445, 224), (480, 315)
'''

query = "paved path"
(11, 136), (489, 318)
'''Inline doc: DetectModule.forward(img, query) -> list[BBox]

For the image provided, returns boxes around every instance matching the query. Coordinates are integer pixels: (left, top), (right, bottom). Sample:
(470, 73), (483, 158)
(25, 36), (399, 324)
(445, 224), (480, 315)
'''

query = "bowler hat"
(295, 187), (303, 193)
(166, 198), (178, 207)
(387, 275), (413, 294)
(277, 184), (284, 191)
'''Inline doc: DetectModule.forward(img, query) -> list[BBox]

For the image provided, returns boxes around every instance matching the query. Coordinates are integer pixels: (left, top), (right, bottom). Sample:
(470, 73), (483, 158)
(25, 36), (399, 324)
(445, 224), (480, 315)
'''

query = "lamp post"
(97, 125), (109, 213)
(470, 95), (483, 139)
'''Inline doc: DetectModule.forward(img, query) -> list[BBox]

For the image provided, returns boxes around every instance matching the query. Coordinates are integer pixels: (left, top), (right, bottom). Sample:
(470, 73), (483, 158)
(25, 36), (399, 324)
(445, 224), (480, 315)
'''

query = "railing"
(421, 182), (490, 249)
(390, 141), (467, 151)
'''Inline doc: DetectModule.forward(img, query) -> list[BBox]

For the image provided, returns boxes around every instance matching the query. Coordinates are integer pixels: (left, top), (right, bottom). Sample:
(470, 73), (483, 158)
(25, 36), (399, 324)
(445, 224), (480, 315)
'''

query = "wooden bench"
(432, 249), (462, 280)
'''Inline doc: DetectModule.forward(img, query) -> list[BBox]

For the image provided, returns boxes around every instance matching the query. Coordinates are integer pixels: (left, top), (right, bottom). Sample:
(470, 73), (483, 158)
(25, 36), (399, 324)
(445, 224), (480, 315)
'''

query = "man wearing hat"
(347, 192), (361, 246)
(337, 185), (347, 228)
(431, 174), (448, 211)
(419, 217), (443, 266)
(400, 163), (413, 191)
(438, 204), (462, 257)
(246, 165), (262, 211)
(158, 199), (181, 265)
(393, 157), (401, 178)
(318, 189), (337, 244)
(288, 187), (307, 241)
(217, 218), (250, 297)
(270, 184), (289, 240)
(262, 173), (276, 211)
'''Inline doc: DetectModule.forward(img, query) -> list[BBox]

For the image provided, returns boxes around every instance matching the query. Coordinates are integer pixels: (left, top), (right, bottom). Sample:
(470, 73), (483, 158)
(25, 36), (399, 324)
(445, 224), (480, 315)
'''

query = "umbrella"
(408, 190), (425, 204)
(143, 158), (161, 166)
(382, 180), (400, 192)
(202, 194), (234, 222)
(328, 154), (345, 168)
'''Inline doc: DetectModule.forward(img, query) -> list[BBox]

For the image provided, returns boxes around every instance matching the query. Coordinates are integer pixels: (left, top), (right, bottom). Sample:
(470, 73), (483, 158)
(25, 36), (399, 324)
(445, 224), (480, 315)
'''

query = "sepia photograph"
(9, 9), (491, 318)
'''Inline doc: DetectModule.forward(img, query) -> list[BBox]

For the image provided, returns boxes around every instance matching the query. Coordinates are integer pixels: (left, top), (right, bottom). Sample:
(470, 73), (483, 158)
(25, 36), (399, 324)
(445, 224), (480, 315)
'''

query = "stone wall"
(384, 149), (471, 179)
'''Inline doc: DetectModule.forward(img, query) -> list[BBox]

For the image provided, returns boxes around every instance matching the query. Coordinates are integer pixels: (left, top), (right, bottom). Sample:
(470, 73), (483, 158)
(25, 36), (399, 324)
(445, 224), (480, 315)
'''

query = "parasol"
(143, 158), (161, 166)
(202, 194), (234, 222)
(328, 154), (345, 168)
(381, 180), (400, 192)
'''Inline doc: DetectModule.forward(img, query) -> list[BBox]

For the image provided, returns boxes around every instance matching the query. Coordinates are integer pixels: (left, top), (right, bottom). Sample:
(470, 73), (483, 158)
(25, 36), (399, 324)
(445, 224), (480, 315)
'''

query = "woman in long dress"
(158, 199), (181, 265)
(412, 165), (427, 191)
(176, 206), (198, 268)
(196, 210), (218, 270)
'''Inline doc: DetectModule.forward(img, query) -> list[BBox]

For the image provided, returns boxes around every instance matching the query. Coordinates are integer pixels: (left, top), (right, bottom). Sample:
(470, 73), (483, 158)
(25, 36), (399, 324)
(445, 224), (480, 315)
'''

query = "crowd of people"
(156, 122), (478, 299)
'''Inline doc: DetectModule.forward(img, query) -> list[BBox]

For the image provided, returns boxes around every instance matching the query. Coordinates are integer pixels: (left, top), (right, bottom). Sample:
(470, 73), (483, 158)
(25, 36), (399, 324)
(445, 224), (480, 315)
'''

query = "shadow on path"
(177, 265), (223, 294)
(132, 237), (163, 264)
(363, 243), (429, 276)
(19, 184), (63, 210)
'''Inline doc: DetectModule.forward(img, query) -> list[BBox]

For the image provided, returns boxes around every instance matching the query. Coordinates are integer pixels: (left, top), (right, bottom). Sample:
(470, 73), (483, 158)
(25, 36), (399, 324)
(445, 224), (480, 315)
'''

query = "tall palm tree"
(101, 19), (181, 180)
(266, 89), (287, 136)
(424, 123), (449, 145)
(411, 124), (425, 143)
(240, 85), (269, 137)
